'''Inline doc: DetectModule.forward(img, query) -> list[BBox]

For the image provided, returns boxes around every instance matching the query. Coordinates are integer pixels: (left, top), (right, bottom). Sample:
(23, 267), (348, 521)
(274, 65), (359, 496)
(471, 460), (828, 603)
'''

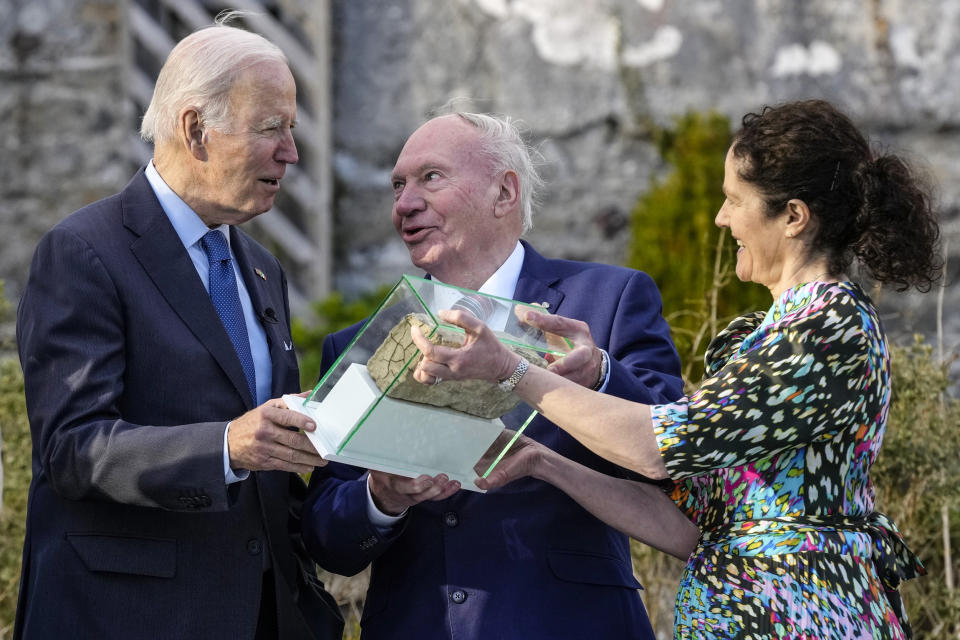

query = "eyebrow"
(391, 163), (442, 183)
(255, 115), (297, 129)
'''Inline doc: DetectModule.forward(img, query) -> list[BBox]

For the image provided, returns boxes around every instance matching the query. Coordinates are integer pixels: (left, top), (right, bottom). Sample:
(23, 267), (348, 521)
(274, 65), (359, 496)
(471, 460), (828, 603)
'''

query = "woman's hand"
(473, 433), (548, 491)
(411, 309), (520, 385)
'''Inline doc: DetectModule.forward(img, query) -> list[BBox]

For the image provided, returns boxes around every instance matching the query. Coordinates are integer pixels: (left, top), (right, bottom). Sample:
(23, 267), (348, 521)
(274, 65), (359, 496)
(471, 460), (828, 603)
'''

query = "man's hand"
(228, 398), (326, 474)
(518, 311), (604, 389)
(369, 471), (461, 515)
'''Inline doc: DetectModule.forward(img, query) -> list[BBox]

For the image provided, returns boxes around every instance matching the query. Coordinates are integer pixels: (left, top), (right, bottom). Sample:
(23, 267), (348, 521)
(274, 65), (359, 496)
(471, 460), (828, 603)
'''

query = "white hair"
(140, 11), (288, 145)
(453, 112), (545, 233)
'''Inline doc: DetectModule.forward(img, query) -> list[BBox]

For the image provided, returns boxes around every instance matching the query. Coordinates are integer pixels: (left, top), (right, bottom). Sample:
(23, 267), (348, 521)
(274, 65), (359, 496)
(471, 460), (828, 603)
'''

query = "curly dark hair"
(731, 99), (942, 292)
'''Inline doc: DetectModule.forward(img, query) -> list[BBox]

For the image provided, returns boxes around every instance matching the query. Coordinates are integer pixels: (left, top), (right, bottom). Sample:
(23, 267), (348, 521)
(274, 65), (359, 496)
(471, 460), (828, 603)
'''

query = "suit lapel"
(122, 171), (255, 408)
(230, 229), (292, 397)
(512, 241), (565, 311)
(499, 242), (564, 431)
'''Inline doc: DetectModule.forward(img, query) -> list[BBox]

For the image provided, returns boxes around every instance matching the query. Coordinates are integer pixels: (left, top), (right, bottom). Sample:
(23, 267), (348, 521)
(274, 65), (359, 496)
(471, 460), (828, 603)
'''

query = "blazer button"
(246, 538), (263, 555)
(450, 590), (467, 604)
(443, 512), (459, 527)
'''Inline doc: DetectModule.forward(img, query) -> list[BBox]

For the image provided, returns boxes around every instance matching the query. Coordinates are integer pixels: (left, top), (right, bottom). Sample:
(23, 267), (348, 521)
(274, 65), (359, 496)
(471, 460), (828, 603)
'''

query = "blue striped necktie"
(200, 230), (257, 403)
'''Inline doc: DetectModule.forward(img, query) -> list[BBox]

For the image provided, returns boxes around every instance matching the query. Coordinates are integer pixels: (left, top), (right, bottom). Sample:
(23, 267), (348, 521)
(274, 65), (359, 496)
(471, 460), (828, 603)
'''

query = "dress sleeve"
(651, 298), (872, 479)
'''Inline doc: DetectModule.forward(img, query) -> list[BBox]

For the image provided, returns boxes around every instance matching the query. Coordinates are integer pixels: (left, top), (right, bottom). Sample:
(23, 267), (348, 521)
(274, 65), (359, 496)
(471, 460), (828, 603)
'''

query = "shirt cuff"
(224, 421), (250, 484)
(366, 474), (407, 527)
(594, 348), (612, 393)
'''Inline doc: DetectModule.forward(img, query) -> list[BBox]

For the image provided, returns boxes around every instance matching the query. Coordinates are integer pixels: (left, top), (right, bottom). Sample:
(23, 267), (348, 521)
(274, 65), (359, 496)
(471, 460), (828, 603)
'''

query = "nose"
(277, 129), (299, 165)
(715, 202), (729, 228)
(394, 184), (426, 217)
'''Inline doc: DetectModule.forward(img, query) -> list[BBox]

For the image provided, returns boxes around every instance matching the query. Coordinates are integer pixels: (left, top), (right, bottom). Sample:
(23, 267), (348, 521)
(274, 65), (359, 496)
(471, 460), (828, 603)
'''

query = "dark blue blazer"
(15, 170), (340, 640)
(303, 242), (684, 640)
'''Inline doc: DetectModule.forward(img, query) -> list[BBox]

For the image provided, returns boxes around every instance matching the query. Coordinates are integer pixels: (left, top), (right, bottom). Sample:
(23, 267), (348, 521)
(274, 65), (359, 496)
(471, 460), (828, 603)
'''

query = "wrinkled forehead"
(226, 61), (297, 116)
(394, 116), (489, 174)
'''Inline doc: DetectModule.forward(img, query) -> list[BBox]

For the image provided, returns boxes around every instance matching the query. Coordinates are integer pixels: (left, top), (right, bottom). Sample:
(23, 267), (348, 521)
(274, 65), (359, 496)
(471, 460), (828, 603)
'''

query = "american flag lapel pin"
(254, 268), (267, 281)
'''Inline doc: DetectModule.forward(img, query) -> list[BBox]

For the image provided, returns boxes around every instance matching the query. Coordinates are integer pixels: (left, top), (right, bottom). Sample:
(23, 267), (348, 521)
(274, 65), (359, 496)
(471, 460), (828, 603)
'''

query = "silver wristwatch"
(498, 358), (529, 392)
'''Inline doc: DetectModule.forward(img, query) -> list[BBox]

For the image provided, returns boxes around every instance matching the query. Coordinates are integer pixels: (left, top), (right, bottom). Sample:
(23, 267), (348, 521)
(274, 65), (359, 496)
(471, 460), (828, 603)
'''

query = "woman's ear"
(784, 198), (813, 238)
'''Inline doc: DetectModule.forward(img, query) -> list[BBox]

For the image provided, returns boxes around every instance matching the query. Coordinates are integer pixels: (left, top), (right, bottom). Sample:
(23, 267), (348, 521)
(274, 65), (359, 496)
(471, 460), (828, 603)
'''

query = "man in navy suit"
(302, 112), (684, 639)
(15, 17), (341, 640)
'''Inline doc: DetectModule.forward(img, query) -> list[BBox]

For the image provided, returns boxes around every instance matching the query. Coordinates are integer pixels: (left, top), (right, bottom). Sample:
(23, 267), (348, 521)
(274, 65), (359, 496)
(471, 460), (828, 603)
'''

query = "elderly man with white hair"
(15, 14), (341, 640)
(303, 112), (685, 640)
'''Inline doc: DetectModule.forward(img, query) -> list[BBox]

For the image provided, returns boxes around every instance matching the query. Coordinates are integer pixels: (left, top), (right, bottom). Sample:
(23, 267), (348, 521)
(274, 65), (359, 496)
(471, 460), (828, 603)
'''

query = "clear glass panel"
(286, 276), (570, 491)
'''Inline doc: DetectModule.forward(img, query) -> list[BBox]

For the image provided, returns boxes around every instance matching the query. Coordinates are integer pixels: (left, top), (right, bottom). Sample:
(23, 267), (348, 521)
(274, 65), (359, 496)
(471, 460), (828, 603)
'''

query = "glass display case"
(283, 275), (571, 490)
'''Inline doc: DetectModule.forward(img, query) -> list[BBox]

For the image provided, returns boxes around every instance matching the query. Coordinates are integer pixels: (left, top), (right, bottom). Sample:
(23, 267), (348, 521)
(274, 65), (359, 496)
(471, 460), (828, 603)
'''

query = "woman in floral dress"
(410, 100), (941, 639)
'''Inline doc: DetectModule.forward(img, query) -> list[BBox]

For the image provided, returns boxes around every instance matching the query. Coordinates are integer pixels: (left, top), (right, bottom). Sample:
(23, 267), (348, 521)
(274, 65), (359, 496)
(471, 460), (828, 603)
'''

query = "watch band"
(498, 357), (529, 392)
(591, 348), (609, 390)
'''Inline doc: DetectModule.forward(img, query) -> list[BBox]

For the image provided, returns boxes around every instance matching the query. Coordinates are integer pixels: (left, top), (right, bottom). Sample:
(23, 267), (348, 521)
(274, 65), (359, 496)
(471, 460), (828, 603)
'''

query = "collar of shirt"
(430, 241), (525, 331)
(428, 240), (525, 297)
(144, 161), (228, 258)
(477, 241), (525, 299)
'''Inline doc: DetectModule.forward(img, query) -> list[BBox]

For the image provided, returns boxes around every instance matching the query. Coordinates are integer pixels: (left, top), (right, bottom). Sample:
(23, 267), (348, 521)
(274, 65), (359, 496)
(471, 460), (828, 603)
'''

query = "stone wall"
(0, 0), (957, 370)
(0, 0), (134, 304)
(329, 0), (960, 374)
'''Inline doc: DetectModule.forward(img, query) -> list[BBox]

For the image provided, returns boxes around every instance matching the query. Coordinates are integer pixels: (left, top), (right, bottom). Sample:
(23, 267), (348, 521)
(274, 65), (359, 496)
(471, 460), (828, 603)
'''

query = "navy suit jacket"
(15, 170), (341, 640)
(303, 242), (684, 640)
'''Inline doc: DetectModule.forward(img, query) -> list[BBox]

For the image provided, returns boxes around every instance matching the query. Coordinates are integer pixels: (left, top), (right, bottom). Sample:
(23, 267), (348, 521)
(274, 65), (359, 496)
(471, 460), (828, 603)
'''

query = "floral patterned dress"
(651, 281), (925, 639)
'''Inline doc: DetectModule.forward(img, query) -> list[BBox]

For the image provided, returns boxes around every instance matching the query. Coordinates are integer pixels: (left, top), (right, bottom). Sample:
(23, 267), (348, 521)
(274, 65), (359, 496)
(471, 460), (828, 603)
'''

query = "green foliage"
(872, 338), (960, 636)
(625, 111), (769, 384)
(291, 285), (393, 390)
(0, 360), (28, 637)
(0, 279), (30, 635)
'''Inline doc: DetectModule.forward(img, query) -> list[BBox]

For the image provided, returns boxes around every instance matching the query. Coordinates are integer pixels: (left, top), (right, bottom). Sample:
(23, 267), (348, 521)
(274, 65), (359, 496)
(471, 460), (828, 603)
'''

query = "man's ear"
(784, 198), (813, 239)
(493, 170), (520, 219)
(177, 108), (207, 161)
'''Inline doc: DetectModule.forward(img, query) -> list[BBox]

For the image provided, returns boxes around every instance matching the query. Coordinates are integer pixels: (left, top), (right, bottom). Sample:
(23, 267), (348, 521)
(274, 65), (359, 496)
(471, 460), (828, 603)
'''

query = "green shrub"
(0, 280), (29, 635)
(873, 338), (960, 636)
(625, 111), (769, 385)
(0, 360), (28, 637)
(292, 285), (393, 390)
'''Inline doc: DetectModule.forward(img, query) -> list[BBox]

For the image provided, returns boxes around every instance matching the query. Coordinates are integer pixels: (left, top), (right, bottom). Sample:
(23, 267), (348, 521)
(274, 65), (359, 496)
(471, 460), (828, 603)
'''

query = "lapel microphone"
(261, 307), (279, 324)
